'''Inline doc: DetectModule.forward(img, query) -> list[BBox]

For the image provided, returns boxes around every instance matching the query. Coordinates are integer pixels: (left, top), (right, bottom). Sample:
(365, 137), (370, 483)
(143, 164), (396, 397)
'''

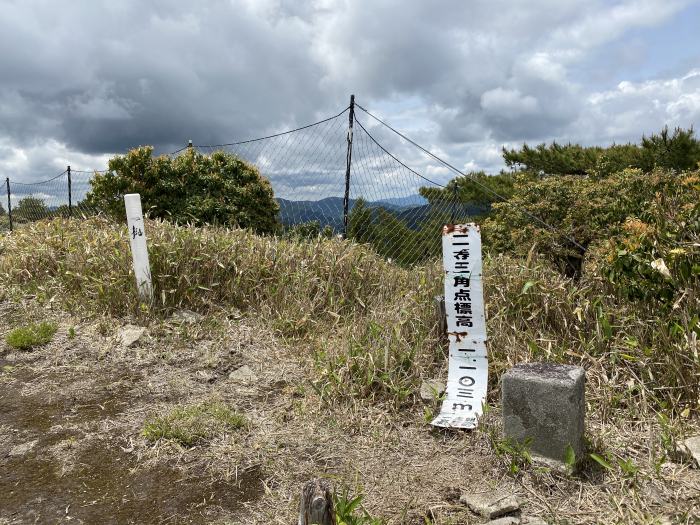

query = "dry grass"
(142, 401), (247, 447)
(0, 218), (699, 523)
(1, 217), (696, 416)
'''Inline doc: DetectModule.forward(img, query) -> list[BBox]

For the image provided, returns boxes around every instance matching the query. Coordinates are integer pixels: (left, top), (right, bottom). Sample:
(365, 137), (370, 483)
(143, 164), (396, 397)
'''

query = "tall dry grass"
(0, 217), (697, 418)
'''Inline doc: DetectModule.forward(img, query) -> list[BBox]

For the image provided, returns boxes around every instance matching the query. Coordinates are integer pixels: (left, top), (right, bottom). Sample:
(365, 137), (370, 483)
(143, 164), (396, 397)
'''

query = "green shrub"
(143, 402), (246, 447)
(283, 220), (334, 240)
(13, 196), (49, 223)
(84, 146), (280, 234)
(5, 321), (58, 350)
(483, 168), (700, 277)
(587, 172), (700, 304)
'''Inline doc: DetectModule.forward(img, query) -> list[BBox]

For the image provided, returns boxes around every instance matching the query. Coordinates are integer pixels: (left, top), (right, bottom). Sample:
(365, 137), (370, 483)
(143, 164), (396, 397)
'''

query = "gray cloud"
(0, 0), (698, 190)
(0, 0), (336, 157)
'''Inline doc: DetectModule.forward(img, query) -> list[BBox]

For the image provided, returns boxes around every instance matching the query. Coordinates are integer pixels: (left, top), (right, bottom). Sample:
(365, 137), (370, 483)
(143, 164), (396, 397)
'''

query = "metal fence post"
(67, 165), (72, 217)
(6, 177), (12, 232)
(342, 94), (355, 239)
(450, 184), (458, 224)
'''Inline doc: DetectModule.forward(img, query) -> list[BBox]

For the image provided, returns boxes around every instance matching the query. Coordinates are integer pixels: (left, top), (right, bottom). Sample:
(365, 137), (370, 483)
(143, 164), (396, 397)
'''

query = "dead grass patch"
(143, 401), (246, 447)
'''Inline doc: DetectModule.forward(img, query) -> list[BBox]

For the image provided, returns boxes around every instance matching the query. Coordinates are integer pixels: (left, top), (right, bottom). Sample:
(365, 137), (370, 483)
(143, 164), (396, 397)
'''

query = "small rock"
(170, 309), (202, 324)
(522, 518), (548, 525)
(9, 439), (38, 457)
(228, 365), (257, 384)
(488, 517), (519, 525)
(681, 435), (700, 467)
(196, 370), (218, 383)
(460, 491), (520, 519)
(119, 325), (145, 347)
(420, 379), (445, 402)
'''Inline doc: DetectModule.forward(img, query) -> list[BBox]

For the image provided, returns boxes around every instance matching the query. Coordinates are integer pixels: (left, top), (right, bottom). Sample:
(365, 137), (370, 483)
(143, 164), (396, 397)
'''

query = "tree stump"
(299, 478), (336, 525)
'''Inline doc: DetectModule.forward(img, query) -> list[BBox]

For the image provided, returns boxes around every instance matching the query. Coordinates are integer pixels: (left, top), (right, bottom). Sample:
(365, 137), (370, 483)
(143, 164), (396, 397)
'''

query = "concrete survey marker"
(502, 362), (585, 467)
(431, 223), (488, 429)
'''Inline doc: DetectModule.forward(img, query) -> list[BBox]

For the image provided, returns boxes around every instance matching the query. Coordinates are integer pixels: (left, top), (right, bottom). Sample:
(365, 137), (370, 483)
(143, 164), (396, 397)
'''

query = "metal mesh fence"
(71, 170), (101, 218)
(1, 101), (483, 265)
(8, 172), (70, 223)
(0, 179), (9, 232)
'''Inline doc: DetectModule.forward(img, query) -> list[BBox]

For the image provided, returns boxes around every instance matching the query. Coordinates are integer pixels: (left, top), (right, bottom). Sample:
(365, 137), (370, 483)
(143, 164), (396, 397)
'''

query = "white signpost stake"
(431, 223), (489, 429)
(124, 193), (153, 302)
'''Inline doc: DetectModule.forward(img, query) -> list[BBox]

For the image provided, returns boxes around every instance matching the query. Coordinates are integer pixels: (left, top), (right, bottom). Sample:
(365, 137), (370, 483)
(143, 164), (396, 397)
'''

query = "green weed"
(5, 321), (58, 350)
(491, 436), (533, 476)
(334, 488), (384, 525)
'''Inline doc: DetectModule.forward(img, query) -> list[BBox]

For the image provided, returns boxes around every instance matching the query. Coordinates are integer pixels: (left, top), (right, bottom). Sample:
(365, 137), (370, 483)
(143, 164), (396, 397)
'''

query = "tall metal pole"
(342, 94), (355, 239)
(67, 165), (72, 217)
(6, 177), (12, 232)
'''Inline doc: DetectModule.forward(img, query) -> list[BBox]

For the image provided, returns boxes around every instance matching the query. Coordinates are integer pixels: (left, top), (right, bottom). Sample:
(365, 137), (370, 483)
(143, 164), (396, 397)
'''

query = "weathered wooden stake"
(299, 479), (336, 525)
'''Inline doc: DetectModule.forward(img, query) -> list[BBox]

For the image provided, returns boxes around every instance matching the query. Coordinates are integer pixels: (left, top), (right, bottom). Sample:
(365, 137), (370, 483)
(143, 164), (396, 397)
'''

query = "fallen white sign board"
(431, 223), (488, 429)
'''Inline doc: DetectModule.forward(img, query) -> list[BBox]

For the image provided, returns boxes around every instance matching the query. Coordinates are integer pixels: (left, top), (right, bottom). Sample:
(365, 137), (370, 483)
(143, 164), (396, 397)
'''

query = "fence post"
(450, 184), (458, 224)
(5, 177), (12, 232)
(67, 165), (72, 217)
(342, 94), (355, 239)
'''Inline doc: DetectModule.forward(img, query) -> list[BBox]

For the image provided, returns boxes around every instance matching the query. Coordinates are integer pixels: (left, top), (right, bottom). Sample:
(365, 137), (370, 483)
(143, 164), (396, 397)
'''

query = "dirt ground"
(0, 298), (698, 525)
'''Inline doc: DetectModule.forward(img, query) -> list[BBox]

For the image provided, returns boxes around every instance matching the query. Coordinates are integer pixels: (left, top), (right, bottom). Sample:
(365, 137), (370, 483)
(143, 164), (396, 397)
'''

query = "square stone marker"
(502, 362), (585, 467)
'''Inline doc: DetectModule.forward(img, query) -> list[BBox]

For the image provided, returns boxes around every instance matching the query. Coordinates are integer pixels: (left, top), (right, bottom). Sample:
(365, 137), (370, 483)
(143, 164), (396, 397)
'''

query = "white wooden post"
(124, 194), (153, 301)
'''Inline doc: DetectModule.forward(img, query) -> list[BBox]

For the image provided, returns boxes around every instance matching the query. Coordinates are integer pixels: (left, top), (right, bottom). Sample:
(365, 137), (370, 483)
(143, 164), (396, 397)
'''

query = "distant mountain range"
(375, 195), (428, 208)
(276, 195), (488, 231)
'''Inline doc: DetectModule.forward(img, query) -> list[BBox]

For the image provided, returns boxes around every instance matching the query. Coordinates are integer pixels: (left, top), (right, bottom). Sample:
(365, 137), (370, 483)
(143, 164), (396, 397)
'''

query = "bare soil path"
(1, 299), (698, 524)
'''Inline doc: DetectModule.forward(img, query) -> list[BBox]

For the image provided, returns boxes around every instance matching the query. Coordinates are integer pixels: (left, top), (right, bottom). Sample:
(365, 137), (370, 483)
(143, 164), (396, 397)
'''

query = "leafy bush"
(13, 196), (49, 223)
(84, 146), (280, 234)
(5, 321), (58, 350)
(283, 220), (334, 241)
(419, 170), (516, 210)
(588, 172), (700, 304)
(347, 199), (463, 266)
(142, 401), (246, 446)
(483, 168), (700, 277)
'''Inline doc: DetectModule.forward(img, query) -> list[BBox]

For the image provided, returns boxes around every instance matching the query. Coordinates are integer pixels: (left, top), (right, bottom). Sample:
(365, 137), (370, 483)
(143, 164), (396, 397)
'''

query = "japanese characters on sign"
(431, 224), (488, 429)
(131, 225), (143, 239)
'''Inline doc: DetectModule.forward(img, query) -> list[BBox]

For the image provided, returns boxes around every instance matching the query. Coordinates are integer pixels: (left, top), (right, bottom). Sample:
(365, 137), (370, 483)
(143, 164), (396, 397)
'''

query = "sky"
(1, 0), (699, 199)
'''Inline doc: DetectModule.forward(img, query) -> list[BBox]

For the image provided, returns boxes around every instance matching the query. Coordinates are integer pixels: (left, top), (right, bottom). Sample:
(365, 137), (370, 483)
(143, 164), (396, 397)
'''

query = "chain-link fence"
(2, 99), (485, 265)
(1, 169), (99, 232)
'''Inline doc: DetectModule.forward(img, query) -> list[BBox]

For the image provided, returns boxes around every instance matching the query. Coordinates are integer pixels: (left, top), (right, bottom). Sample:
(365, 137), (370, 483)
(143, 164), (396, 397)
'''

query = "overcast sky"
(1, 0), (699, 194)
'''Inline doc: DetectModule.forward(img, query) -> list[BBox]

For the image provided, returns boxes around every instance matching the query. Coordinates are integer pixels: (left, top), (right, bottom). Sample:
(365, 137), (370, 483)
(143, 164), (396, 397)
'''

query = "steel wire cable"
(355, 102), (587, 253)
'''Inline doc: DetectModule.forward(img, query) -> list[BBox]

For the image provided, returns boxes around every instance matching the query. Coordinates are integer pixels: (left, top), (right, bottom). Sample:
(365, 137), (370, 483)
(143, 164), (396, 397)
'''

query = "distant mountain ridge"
(276, 195), (487, 231)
